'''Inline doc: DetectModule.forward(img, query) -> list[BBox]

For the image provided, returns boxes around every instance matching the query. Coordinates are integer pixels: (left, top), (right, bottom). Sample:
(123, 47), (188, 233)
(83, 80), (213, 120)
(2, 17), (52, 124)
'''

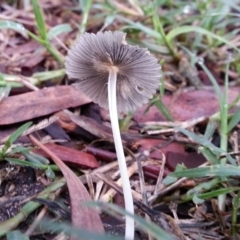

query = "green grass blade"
(5, 158), (56, 170)
(31, 0), (47, 40)
(7, 231), (29, 240)
(0, 20), (27, 38)
(47, 24), (72, 40)
(152, 8), (177, 59)
(117, 16), (162, 39)
(145, 95), (173, 121)
(176, 126), (222, 155)
(26, 2), (64, 62)
(6, 157), (43, 168)
(199, 147), (219, 164)
(170, 164), (240, 178)
(218, 59), (230, 210)
(79, 0), (92, 34)
(198, 187), (239, 200)
(1, 122), (32, 156)
(7, 122), (32, 146)
(204, 121), (217, 140)
(0, 69), (65, 88)
(187, 178), (220, 196)
(155, 100), (174, 121)
(0, 12), (54, 48)
(0, 85), (11, 101)
(13, 146), (50, 164)
(228, 107), (240, 132)
(199, 62), (224, 111)
(232, 191), (240, 237)
(41, 219), (124, 240)
(45, 166), (56, 179)
(22, 151), (50, 165)
(166, 26), (240, 53)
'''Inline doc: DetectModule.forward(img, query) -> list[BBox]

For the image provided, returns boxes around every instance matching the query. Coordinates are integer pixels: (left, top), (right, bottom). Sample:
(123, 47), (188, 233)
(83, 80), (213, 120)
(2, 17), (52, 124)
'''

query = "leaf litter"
(0, 0), (240, 239)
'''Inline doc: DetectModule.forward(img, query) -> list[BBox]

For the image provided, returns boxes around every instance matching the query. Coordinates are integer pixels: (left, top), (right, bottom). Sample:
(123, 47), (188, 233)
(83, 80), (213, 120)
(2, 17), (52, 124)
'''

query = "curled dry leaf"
(29, 135), (104, 237)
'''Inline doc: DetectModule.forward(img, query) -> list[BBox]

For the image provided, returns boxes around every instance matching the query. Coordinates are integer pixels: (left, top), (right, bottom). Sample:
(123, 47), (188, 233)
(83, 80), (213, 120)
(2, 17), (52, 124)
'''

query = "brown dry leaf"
(5, 40), (41, 56)
(85, 145), (117, 162)
(29, 135), (104, 238)
(134, 87), (240, 177)
(138, 138), (206, 178)
(20, 48), (46, 68)
(134, 87), (240, 122)
(0, 86), (91, 125)
(63, 110), (113, 139)
(33, 143), (100, 169)
(166, 151), (206, 171)
(138, 138), (186, 159)
(143, 165), (170, 180)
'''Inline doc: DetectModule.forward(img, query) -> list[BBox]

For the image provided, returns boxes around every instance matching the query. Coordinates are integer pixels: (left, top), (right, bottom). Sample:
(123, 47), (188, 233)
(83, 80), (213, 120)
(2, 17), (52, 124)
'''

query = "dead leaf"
(134, 87), (240, 122)
(85, 145), (117, 162)
(138, 138), (206, 179)
(33, 143), (100, 169)
(5, 40), (41, 56)
(0, 86), (91, 125)
(138, 138), (186, 159)
(29, 135), (104, 238)
(63, 110), (112, 139)
(166, 151), (206, 171)
(143, 165), (170, 180)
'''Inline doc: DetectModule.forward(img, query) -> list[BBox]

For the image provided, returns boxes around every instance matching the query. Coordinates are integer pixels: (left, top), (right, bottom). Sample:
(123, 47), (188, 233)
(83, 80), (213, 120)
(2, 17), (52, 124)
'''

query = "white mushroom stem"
(108, 68), (134, 240)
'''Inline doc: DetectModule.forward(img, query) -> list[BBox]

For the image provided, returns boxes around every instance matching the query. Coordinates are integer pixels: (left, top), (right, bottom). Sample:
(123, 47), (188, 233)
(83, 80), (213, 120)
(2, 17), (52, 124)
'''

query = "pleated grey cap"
(65, 31), (161, 113)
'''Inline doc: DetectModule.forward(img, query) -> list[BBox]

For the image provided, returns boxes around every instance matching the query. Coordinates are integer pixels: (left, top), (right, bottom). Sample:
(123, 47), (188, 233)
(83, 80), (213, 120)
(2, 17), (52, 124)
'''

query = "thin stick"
(108, 69), (134, 240)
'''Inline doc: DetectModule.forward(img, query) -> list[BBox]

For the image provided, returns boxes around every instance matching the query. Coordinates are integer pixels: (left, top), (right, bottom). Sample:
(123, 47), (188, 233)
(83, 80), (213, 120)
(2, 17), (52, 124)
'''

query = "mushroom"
(65, 31), (161, 240)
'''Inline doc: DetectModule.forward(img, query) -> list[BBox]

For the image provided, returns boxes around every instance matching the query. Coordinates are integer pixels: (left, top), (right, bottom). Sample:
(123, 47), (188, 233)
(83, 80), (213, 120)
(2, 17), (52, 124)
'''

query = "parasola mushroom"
(65, 31), (161, 240)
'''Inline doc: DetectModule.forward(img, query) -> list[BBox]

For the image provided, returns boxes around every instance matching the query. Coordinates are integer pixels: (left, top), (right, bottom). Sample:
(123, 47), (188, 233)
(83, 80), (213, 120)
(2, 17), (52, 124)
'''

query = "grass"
(0, 0), (240, 239)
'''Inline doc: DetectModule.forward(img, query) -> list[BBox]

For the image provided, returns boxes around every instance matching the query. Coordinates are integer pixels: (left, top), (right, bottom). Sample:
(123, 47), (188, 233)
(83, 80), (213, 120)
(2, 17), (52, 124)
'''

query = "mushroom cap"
(65, 31), (161, 113)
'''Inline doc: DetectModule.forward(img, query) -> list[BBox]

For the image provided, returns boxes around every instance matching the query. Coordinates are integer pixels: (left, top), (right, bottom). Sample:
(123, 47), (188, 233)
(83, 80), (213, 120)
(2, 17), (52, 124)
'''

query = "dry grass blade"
(29, 134), (104, 239)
